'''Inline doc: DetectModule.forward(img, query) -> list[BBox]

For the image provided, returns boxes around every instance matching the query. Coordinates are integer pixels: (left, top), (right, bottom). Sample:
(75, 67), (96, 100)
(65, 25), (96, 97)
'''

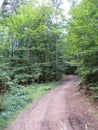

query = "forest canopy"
(0, 0), (68, 90)
(0, 0), (98, 98)
(65, 0), (98, 97)
(1, 1), (98, 129)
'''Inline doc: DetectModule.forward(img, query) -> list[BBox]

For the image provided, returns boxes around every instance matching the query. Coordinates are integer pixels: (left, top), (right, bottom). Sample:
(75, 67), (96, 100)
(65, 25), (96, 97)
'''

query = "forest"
(0, 0), (98, 129)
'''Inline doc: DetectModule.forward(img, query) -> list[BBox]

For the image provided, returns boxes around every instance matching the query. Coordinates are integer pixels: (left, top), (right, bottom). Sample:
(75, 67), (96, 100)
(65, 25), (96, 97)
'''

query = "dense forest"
(0, 1), (69, 128)
(0, 0), (67, 89)
(66, 0), (98, 99)
(0, 0), (98, 128)
(0, 0), (98, 96)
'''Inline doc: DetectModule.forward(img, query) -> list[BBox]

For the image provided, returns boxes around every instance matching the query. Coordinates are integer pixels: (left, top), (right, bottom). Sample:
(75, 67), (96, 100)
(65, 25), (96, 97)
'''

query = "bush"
(0, 82), (57, 129)
(0, 72), (11, 91)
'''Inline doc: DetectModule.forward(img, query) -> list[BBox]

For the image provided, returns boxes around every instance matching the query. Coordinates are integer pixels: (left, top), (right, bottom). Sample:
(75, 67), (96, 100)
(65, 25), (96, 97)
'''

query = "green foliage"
(0, 82), (57, 129)
(0, 72), (11, 91)
(0, 0), (66, 87)
(65, 0), (98, 96)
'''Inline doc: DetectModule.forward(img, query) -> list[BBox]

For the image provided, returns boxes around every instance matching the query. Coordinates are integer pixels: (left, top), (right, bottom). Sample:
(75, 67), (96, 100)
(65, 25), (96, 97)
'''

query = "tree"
(0, 0), (66, 87)
(51, 0), (63, 9)
(66, 0), (98, 92)
(2, 0), (27, 16)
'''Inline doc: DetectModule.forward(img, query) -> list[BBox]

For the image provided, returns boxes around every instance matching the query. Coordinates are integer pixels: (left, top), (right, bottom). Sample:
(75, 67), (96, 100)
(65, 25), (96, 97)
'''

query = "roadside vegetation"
(65, 0), (98, 100)
(0, 0), (98, 129)
(0, 0), (63, 128)
(0, 82), (57, 129)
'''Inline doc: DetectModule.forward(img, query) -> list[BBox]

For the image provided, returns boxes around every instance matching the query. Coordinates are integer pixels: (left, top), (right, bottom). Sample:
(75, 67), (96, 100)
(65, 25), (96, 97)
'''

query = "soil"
(4, 75), (98, 130)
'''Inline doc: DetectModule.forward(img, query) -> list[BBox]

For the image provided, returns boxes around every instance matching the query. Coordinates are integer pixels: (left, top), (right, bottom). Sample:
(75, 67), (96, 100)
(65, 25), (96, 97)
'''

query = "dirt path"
(4, 76), (98, 130)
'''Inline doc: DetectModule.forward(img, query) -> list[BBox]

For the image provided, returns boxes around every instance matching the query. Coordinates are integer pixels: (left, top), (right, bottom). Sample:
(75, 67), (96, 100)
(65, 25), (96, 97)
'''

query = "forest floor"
(4, 75), (98, 130)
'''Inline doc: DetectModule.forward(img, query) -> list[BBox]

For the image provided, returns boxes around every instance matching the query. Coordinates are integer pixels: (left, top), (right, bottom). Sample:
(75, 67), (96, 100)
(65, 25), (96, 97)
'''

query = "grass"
(0, 82), (57, 130)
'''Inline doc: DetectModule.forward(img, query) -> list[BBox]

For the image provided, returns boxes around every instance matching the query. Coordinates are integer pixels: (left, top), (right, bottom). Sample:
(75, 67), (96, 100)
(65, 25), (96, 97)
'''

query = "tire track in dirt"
(4, 76), (98, 130)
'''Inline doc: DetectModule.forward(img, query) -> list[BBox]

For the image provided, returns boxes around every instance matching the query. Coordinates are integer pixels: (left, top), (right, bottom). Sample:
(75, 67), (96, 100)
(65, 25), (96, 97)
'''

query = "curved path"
(5, 76), (98, 130)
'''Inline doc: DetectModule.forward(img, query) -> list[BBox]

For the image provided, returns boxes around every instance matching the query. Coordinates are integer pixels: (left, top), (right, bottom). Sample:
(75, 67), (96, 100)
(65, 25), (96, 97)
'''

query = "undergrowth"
(0, 82), (57, 130)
